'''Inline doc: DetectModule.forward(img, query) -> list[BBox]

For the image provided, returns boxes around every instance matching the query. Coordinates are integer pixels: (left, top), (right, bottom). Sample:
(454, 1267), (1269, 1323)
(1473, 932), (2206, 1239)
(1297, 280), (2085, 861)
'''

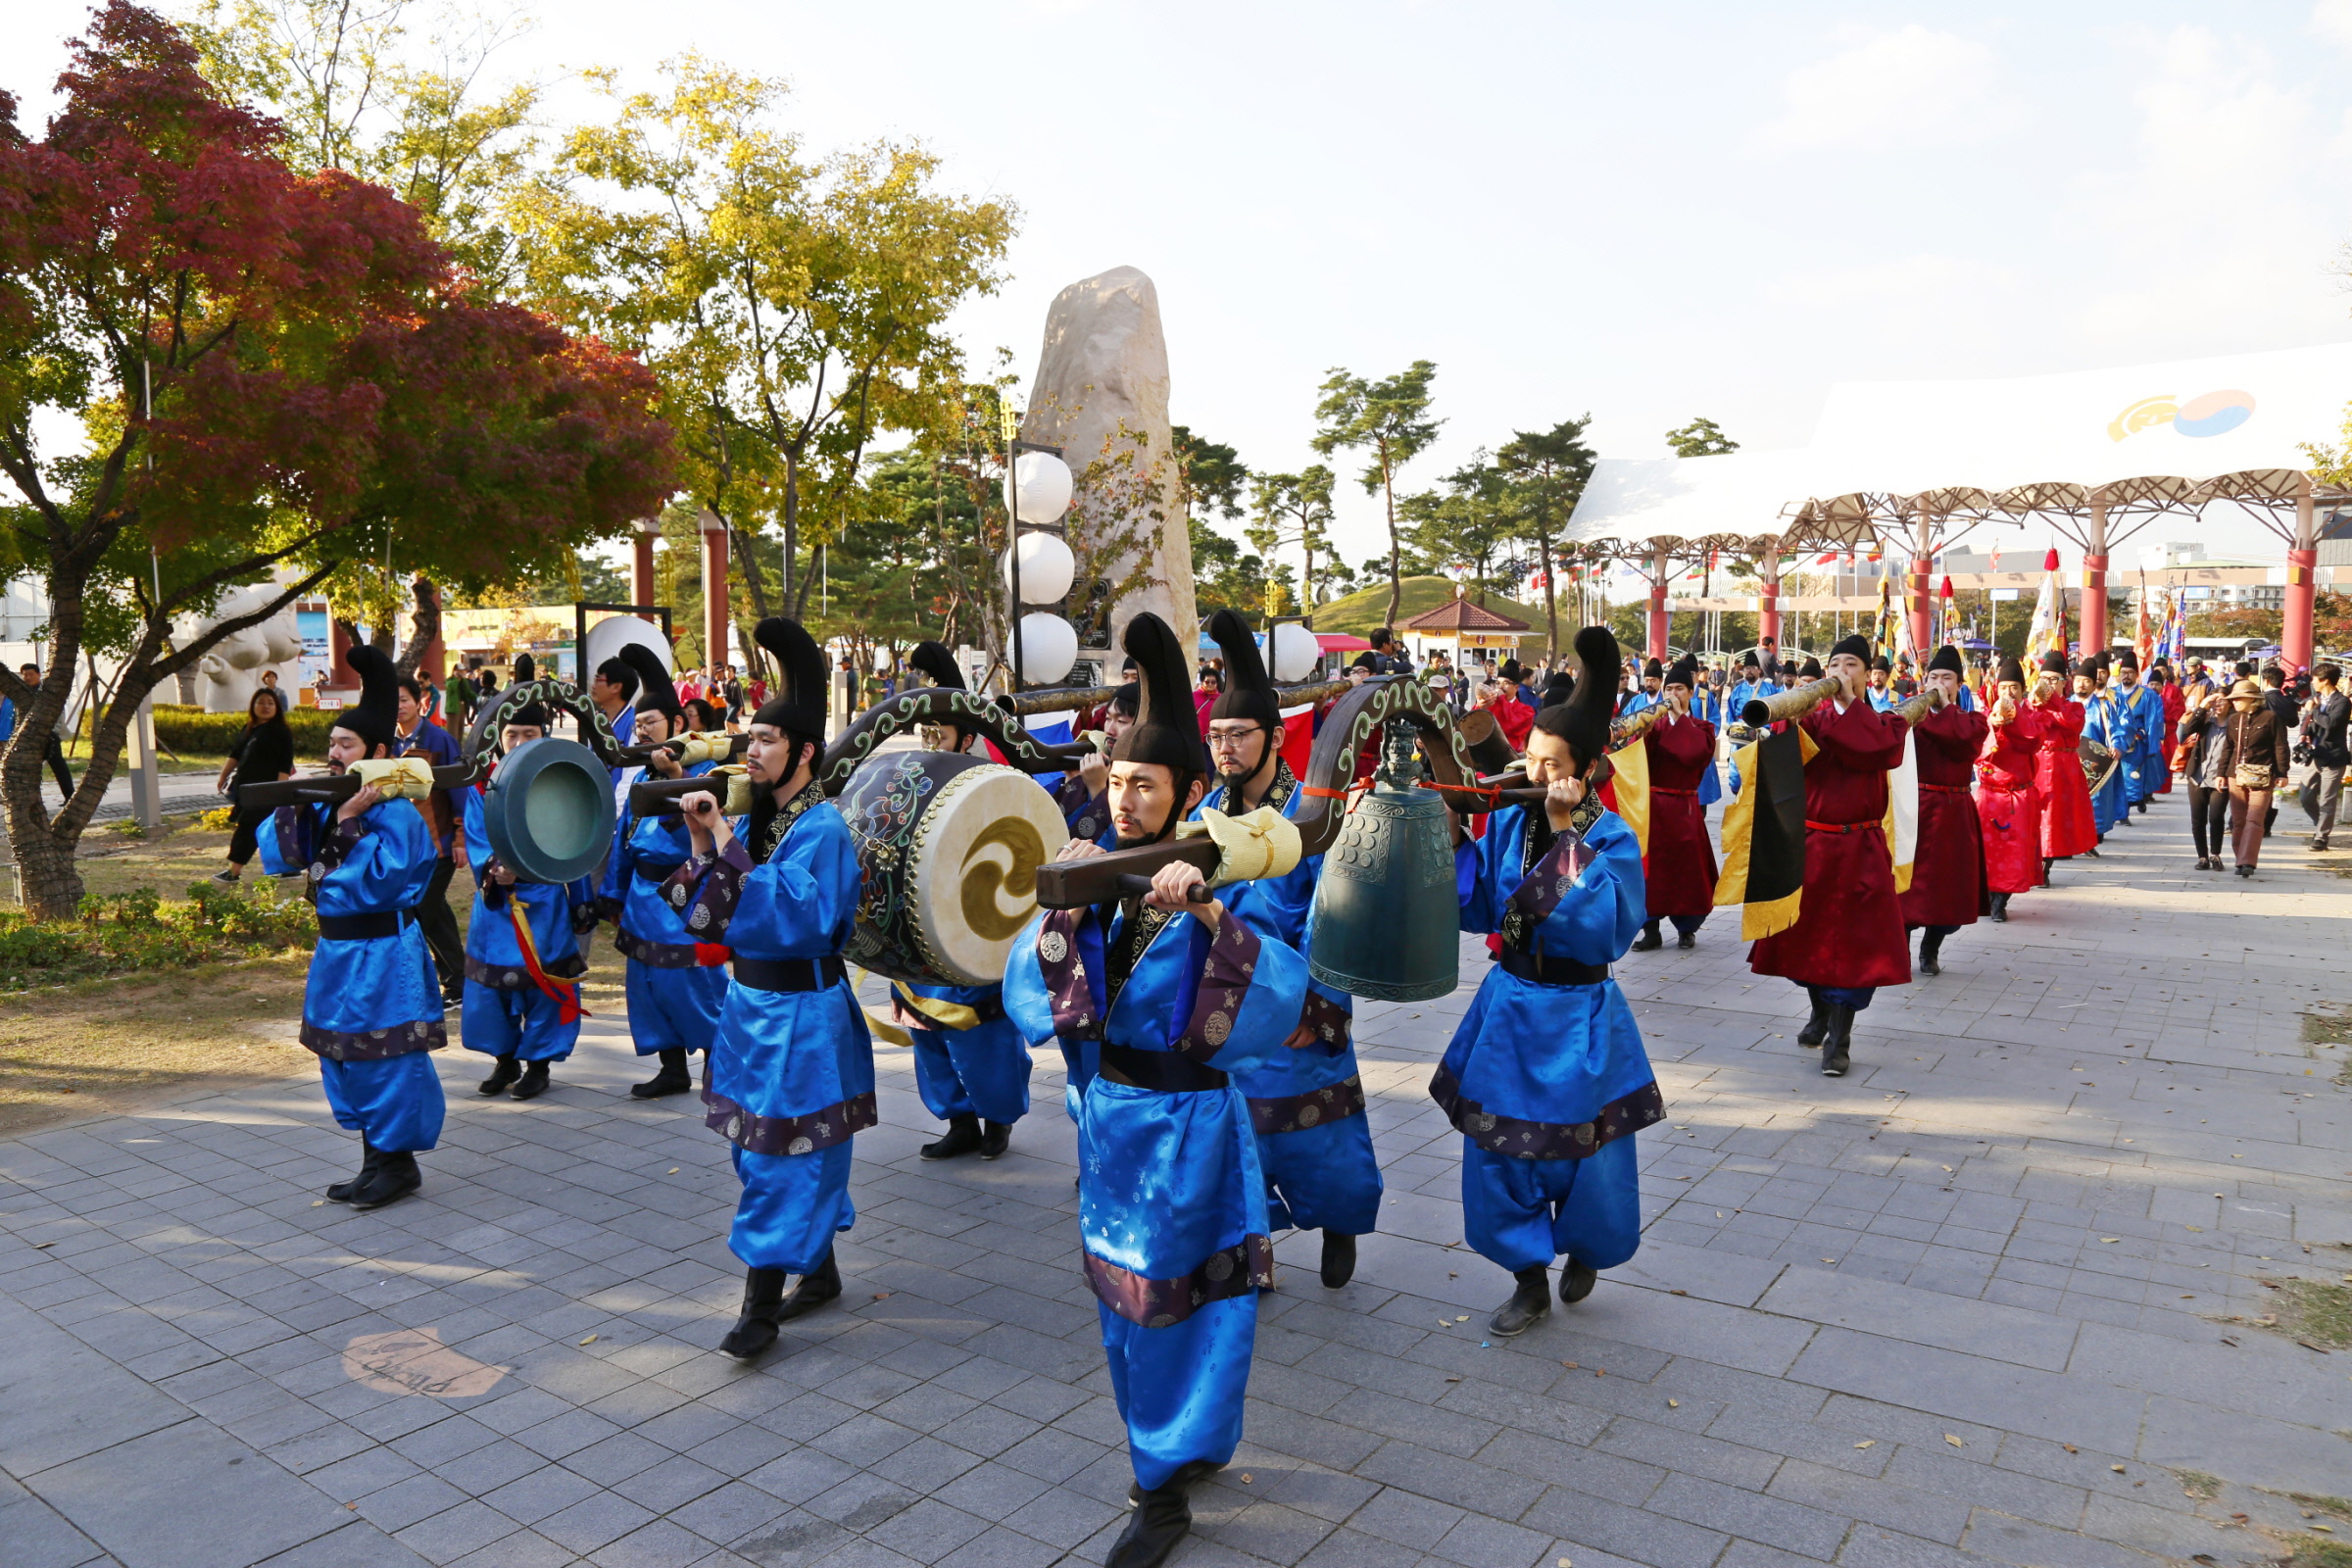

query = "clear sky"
(6, 0), (2349, 571)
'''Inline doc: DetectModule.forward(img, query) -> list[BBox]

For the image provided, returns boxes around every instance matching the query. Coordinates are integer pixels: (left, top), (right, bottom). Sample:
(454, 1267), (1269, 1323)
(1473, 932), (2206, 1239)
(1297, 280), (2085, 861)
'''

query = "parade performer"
(599, 643), (733, 1100)
(1441, 626), (1662, 1338)
(259, 646), (445, 1208)
(1196, 610), (1381, 1289)
(2152, 662), (2184, 795)
(1867, 656), (1899, 712)
(1899, 647), (1987, 975)
(896, 640), (1031, 1161)
(2105, 652), (2167, 815)
(1974, 656), (2043, 920)
(1631, 656), (1715, 952)
(2031, 652), (2097, 874)
(1747, 634), (1911, 1077)
(668, 617), (871, 1356)
(1004, 612), (1310, 1568)
(2082, 656), (2132, 837)
(459, 657), (598, 1102)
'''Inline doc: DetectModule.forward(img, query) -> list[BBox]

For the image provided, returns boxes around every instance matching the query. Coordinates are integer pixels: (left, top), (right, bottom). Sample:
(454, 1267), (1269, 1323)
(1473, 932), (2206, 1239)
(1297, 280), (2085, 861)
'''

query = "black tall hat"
(1540, 625), (1622, 768)
(1109, 612), (1208, 775)
(1206, 609), (1281, 735)
(1928, 645), (1964, 677)
(752, 617), (828, 738)
(908, 641), (964, 691)
(505, 652), (549, 728)
(334, 644), (400, 754)
(1797, 656), (1824, 679)
(620, 643), (680, 724)
(2115, 648), (2139, 671)
(1872, 654), (1893, 673)
(1642, 657), (1662, 680)
(2038, 650), (2070, 676)
(1829, 633), (1871, 664)
(1500, 659), (1522, 683)
(1996, 655), (2027, 686)
(1664, 656), (1699, 690)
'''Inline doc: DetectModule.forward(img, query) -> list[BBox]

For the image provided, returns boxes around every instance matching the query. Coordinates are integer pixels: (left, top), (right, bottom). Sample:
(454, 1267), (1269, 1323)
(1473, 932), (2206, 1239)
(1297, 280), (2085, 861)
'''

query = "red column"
(1907, 559), (1934, 659)
(2082, 552), (2110, 660)
(1758, 544), (1781, 648)
(698, 508), (729, 669)
(632, 518), (661, 623)
(2285, 551), (2319, 673)
(326, 615), (357, 692)
(1647, 546), (1669, 662)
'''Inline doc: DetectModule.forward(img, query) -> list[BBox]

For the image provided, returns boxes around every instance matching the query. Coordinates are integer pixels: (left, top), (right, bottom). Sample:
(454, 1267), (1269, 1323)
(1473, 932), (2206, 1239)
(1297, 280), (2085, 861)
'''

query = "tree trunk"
(1381, 448), (1401, 630)
(395, 579), (440, 680)
(1538, 534), (1560, 662)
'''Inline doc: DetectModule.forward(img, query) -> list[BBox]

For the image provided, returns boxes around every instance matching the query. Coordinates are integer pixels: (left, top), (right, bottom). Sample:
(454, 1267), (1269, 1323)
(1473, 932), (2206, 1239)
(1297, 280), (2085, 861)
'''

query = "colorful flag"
(2027, 547), (2066, 662)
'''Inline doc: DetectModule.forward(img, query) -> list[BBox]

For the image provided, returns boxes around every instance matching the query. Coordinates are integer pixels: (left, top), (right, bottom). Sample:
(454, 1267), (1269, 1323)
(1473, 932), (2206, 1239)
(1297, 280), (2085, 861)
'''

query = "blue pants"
(1805, 984), (1876, 1011)
(318, 1053), (446, 1153)
(623, 960), (725, 1056)
(1258, 1115), (1383, 1236)
(1100, 1294), (1254, 1493)
(909, 1020), (1031, 1125)
(1460, 1137), (1642, 1275)
(461, 978), (577, 1062)
(729, 1142), (855, 1273)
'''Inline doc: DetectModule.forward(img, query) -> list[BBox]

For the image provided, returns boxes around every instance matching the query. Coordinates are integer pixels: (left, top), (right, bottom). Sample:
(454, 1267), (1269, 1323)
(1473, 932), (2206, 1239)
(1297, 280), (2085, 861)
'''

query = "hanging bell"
(1306, 724), (1461, 1003)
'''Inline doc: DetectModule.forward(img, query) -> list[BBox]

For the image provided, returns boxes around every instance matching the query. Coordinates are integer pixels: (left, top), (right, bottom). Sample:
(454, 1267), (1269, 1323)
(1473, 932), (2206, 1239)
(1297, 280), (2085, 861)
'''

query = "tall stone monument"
(1018, 266), (1198, 660)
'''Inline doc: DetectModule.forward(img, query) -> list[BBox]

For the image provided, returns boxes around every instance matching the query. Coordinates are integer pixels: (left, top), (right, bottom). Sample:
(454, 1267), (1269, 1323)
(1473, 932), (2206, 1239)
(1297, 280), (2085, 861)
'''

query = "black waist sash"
(1497, 948), (1610, 987)
(317, 910), (413, 942)
(1099, 1041), (1229, 1093)
(733, 955), (847, 993)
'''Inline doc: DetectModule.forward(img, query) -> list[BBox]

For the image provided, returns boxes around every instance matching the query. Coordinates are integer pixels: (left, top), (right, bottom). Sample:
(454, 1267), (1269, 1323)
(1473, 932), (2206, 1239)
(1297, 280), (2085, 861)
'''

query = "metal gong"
(481, 737), (617, 885)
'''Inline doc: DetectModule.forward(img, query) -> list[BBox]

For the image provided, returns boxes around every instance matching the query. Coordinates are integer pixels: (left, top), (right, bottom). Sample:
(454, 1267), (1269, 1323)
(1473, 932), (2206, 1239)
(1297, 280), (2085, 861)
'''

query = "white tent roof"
(1568, 449), (1877, 552)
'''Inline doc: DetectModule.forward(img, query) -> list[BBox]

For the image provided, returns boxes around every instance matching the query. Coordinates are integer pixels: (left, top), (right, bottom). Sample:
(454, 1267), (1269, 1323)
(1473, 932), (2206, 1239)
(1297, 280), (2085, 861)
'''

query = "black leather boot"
(477, 1054), (520, 1096)
(510, 1060), (551, 1101)
(718, 1266), (789, 1359)
(1676, 925), (1696, 949)
(631, 1048), (692, 1099)
(1918, 928), (1944, 976)
(1106, 1482), (1192, 1568)
(327, 1142), (380, 1202)
(350, 1150), (420, 1210)
(1796, 997), (1829, 1048)
(774, 1249), (842, 1323)
(1821, 1005), (1856, 1077)
(1989, 892), (2010, 923)
(1320, 1231), (1356, 1289)
(1489, 1264), (1550, 1337)
(1631, 920), (1663, 952)
(979, 1120), (1012, 1159)
(1558, 1257), (1598, 1304)
(921, 1114), (984, 1159)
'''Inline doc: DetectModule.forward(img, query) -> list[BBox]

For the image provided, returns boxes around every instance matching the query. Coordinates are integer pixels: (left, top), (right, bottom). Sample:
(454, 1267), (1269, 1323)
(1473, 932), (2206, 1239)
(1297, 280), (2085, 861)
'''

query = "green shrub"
(4, 882), (316, 989)
(83, 703), (339, 757)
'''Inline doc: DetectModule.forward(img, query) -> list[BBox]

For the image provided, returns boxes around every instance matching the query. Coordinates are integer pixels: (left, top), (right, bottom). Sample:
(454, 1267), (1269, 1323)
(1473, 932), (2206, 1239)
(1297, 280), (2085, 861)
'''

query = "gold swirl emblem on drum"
(960, 817), (1049, 941)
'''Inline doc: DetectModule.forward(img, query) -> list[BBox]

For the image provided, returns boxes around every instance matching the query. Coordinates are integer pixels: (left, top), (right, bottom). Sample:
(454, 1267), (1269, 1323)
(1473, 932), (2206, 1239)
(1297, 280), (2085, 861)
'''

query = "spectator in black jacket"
(212, 688), (295, 882)
(2262, 664), (2299, 835)
(2305, 663), (2349, 851)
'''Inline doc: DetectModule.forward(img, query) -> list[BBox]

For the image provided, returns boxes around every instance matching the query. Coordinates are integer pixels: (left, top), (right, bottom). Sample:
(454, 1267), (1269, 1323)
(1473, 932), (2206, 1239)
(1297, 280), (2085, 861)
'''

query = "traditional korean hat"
(1206, 609), (1281, 735)
(908, 641), (963, 690)
(1110, 612), (1208, 775)
(1829, 633), (1871, 663)
(751, 617), (828, 740)
(333, 644), (400, 754)
(1928, 645), (1964, 677)
(620, 644), (680, 725)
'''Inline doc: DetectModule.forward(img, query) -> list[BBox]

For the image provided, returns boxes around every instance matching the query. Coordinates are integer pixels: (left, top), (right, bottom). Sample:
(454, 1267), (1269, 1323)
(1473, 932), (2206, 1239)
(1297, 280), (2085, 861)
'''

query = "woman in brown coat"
(2209, 678), (2292, 876)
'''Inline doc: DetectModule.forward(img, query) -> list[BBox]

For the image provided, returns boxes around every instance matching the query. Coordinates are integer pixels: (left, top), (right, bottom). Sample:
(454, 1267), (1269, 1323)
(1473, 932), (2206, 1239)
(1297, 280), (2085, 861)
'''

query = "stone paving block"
(27, 1419), (351, 1568)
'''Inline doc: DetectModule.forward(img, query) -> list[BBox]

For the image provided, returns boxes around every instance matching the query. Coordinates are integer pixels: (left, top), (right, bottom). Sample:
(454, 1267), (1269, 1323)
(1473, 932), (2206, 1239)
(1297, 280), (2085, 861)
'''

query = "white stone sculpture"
(1018, 266), (1198, 657)
(177, 583), (304, 712)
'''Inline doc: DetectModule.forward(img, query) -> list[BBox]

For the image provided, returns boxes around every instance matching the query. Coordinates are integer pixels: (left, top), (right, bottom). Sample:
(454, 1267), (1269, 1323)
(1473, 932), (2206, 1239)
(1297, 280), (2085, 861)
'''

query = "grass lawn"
(1, 812), (626, 1135)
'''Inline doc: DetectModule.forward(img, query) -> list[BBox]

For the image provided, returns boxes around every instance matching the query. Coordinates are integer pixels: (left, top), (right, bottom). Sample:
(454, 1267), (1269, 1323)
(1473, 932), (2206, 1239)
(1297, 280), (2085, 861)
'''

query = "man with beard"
(1439, 625), (1662, 1336)
(1193, 610), (1382, 1291)
(1746, 634), (1912, 1077)
(258, 645), (445, 1208)
(669, 617), (872, 1357)
(1630, 656), (1716, 952)
(2104, 651), (2167, 816)
(1004, 612), (1310, 1568)
(1899, 647), (1989, 975)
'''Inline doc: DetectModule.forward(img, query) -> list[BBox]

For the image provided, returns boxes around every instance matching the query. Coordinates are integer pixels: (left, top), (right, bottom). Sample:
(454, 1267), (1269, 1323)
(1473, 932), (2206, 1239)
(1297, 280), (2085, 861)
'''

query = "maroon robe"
(1642, 711), (1717, 919)
(1899, 703), (1988, 929)
(1747, 699), (1912, 990)
(2031, 693), (2097, 858)
(1975, 701), (2045, 895)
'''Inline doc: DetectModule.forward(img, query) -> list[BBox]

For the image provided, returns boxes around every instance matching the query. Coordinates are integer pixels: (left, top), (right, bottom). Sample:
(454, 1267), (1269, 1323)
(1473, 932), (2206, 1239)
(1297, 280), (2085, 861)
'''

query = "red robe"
(1900, 704), (1988, 928)
(1642, 712), (1717, 919)
(2155, 682), (2185, 793)
(2030, 693), (2097, 857)
(1489, 697), (1534, 752)
(1748, 700), (1912, 990)
(1975, 703), (2045, 894)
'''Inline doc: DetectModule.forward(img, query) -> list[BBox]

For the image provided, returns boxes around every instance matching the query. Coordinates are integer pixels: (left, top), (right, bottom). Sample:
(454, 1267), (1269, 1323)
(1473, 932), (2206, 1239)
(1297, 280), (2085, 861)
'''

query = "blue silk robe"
(1201, 762), (1383, 1238)
(459, 780), (597, 1063)
(669, 791), (873, 1274)
(1004, 896), (1308, 1493)
(2106, 680), (2167, 806)
(2082, 692), (2134, 834)
(1442, 805), (1661, 1275)
(263, 797), (447, 1152)
(599, 760), (734, 1057)
(1042, 773), (1118, 1117)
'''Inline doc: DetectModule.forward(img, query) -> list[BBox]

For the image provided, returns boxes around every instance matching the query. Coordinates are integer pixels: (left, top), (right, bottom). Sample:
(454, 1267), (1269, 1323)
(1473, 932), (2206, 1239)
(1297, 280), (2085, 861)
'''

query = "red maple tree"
(0, 3), (676, 917)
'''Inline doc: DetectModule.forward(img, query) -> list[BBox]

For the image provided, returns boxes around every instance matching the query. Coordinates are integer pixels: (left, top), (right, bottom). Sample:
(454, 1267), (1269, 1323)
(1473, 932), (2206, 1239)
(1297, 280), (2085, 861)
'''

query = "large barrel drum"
(836, 750), (1071, 986)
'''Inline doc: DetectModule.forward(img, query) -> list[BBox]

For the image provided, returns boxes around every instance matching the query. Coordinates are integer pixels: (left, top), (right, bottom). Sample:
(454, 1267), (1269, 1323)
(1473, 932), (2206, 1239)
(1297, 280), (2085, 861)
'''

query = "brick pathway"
(3, 792), (2348, 1568)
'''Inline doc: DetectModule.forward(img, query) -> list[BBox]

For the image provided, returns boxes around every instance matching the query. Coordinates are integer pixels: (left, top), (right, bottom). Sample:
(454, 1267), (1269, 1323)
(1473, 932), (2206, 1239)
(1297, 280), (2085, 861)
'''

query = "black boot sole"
(717, 1318), (780, 1359)
(350, 1170), (420, 1210)
(1319, 1233), (1357, 1289)
(1559, 1259), (1598, 1303)
(510, 1069), (551, 1101)
(978, 1123), (1011, 1159)
(630, 1074), (692, 1099)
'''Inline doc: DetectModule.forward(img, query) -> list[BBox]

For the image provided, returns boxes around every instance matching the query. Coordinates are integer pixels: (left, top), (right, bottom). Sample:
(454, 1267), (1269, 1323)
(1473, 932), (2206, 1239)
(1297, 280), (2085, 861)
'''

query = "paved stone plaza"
(3, 795), (2348, 1568)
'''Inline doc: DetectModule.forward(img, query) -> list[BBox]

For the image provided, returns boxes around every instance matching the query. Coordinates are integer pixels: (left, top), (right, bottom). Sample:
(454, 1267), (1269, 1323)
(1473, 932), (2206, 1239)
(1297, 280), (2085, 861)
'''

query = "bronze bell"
(1306, 724), (1460, 1003)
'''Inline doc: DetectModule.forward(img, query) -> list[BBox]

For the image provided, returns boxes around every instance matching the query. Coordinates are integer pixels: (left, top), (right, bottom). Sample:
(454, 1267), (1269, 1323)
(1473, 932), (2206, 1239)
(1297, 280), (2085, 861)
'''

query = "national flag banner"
(2133, 571), (2153, 665)
(1715, 726), (1813, 938)
(2027, 547), (2066, 661)
(1872, 571), (1900, 656)
(1988, 545), (2002, 571)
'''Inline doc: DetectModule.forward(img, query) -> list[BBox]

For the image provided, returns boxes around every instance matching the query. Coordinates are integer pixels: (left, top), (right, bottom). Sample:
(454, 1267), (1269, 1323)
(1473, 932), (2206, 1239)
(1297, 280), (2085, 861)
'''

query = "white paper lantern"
(1013, 612), (1078, 685)
(1013, 451), (1074, 525)
(1268, 622), (1320, 683)
(1001, 531), (1076, 606)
